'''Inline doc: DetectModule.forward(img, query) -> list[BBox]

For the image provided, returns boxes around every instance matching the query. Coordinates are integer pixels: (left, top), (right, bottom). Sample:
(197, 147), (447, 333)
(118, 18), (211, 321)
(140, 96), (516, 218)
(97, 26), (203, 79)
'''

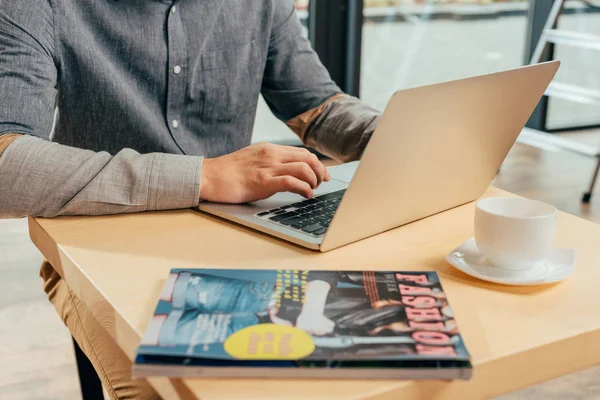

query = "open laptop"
(198, 61), (560, 252)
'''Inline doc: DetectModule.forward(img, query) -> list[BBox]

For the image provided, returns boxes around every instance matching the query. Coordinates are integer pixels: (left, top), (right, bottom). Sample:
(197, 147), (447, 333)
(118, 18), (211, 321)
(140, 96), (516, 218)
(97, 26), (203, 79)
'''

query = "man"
(0, 0), (379, 398)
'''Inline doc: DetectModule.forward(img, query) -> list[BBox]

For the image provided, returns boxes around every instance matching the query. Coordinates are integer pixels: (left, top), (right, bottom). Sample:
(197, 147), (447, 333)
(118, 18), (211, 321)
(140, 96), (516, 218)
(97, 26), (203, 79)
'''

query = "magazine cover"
(136, 269), (469, 367)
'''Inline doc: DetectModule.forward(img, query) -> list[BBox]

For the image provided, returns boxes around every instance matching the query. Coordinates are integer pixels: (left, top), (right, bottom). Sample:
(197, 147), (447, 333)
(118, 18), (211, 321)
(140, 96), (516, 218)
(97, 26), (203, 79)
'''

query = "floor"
(0, 219), (79, 400)
(1, 138), (600, 400)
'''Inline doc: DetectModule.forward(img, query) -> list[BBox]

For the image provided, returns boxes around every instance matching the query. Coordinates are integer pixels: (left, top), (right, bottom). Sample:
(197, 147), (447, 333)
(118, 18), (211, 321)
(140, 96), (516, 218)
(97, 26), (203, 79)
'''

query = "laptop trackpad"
(328, 161), (359, 183)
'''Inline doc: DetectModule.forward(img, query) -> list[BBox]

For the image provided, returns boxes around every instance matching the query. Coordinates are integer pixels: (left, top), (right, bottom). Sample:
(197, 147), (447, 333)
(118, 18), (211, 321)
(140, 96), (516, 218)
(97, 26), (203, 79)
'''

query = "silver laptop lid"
(320, 61), (560, 252)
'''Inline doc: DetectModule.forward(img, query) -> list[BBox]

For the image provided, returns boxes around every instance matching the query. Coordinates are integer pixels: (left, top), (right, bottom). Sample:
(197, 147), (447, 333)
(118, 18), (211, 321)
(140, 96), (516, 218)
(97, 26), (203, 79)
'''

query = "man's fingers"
(280, 149), (327, 187)
(270, 176), (314, 199)
(274, 162), (318, 189)
(278, 145), (310, 154)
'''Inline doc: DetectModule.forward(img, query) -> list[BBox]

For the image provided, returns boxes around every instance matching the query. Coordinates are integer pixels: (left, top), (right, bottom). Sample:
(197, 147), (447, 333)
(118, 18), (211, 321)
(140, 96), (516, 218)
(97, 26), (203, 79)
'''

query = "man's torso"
(52, 0), (276, 156)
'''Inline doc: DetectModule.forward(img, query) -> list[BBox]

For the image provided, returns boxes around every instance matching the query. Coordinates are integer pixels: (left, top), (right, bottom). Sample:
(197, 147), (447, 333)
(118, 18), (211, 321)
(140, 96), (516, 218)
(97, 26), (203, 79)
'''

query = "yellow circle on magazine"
(224, 323), (315, 360)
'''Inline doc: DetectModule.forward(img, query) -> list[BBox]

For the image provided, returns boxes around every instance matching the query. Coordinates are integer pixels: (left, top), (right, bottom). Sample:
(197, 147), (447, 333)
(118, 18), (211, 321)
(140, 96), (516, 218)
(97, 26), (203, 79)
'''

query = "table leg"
(72, 336), (104, 400)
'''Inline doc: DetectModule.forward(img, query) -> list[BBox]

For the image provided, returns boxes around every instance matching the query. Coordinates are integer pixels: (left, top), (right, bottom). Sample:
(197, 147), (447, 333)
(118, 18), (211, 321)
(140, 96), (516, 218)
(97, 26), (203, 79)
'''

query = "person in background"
(0, 1), (380, 398)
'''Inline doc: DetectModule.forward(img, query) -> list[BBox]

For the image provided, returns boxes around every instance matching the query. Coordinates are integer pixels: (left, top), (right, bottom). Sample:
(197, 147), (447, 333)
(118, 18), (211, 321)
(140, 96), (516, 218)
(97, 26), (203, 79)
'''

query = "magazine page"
(136, 269), (469, 362)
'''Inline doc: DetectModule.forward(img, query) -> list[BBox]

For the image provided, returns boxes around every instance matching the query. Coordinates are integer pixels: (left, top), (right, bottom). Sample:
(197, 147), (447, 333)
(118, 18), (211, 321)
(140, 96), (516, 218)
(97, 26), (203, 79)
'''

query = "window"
(360, 0), (530, 112)
(546, 5), (600, 130)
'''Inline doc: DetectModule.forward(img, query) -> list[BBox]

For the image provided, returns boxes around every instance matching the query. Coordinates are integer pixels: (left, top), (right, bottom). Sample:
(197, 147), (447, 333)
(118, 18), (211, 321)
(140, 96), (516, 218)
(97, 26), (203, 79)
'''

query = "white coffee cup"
(474, 197), (557, 270)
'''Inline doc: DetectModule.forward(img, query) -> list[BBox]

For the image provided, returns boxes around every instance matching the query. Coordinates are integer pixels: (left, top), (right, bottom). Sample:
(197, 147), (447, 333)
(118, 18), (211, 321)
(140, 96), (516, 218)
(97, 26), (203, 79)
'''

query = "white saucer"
(446, 238), (576, 286)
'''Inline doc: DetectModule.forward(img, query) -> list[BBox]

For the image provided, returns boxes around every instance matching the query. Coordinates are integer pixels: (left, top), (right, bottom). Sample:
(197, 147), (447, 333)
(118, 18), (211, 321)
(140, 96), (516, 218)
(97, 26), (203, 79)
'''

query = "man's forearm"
(0, 135), (202, 218)
(287, 95), (381, 163)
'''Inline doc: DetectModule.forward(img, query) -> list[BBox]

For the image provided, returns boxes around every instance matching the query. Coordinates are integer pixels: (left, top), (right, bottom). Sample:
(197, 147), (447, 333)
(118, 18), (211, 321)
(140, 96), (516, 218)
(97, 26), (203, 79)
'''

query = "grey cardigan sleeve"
(0, 2), (202, 218)
(285, 94), (381, 163)
(0, 135), (202, 218)
(302, 96), (381, 163)
(258, 1), (381, 163)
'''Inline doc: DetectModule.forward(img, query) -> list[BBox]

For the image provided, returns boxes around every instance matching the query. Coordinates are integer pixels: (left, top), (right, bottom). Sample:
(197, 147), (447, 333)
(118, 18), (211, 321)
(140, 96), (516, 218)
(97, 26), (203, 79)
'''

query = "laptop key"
(299, 199), (318, 206)
(257, 211), (270, 217)
(318, 190), (346, 201)
(291, 219), (313, 228)
(301, 223), (325, 233)
(270, 211), (298, 222)
(279, 217), (304, 226)
(313, 228), (327, 236)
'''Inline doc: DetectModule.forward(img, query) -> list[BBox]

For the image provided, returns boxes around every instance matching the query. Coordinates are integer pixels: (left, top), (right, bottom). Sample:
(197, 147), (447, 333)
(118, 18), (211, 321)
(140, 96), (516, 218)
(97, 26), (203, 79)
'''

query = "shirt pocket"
(201, 40), (262, 122)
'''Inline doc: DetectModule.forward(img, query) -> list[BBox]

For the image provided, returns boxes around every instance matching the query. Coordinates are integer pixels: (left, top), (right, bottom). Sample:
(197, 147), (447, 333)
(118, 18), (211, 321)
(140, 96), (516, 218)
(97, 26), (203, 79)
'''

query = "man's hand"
(200, 143), (331, 203)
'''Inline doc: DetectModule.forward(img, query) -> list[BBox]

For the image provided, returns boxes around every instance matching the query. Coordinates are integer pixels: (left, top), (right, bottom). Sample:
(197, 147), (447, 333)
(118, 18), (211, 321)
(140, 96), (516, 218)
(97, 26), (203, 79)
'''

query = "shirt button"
(171, 5), (176, 14)
(173, 65), (182, 75)
(172, 119), (179, 129)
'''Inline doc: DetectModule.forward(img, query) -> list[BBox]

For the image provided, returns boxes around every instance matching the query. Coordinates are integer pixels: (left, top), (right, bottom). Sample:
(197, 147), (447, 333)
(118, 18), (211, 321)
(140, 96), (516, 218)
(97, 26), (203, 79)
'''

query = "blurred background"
(2, 1), (600, 399)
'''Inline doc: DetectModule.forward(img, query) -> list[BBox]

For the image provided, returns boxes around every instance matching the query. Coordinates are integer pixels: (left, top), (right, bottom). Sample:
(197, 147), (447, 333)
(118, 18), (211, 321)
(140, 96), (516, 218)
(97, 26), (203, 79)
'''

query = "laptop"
(198, 61), (560, 252)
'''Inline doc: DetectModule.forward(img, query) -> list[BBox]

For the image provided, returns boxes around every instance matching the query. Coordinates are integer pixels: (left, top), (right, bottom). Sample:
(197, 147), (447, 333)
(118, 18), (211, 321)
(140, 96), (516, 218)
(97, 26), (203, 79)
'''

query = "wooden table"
(28, 187), (600, 400)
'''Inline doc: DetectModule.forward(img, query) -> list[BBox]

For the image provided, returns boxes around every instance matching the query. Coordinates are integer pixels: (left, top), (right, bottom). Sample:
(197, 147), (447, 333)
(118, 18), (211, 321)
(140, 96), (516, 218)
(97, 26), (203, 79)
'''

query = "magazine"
(133, 269), (471, 379)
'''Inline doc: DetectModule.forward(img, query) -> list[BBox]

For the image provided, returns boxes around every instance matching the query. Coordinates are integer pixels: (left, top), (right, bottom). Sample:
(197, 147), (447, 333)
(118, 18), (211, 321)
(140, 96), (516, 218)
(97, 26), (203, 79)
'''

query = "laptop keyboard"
(255, 190), (346, 237)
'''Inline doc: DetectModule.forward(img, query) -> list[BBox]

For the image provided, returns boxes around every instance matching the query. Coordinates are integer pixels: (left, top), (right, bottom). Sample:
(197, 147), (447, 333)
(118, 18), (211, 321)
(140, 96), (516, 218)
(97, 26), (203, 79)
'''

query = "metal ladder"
(528, 0), (600, 203)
